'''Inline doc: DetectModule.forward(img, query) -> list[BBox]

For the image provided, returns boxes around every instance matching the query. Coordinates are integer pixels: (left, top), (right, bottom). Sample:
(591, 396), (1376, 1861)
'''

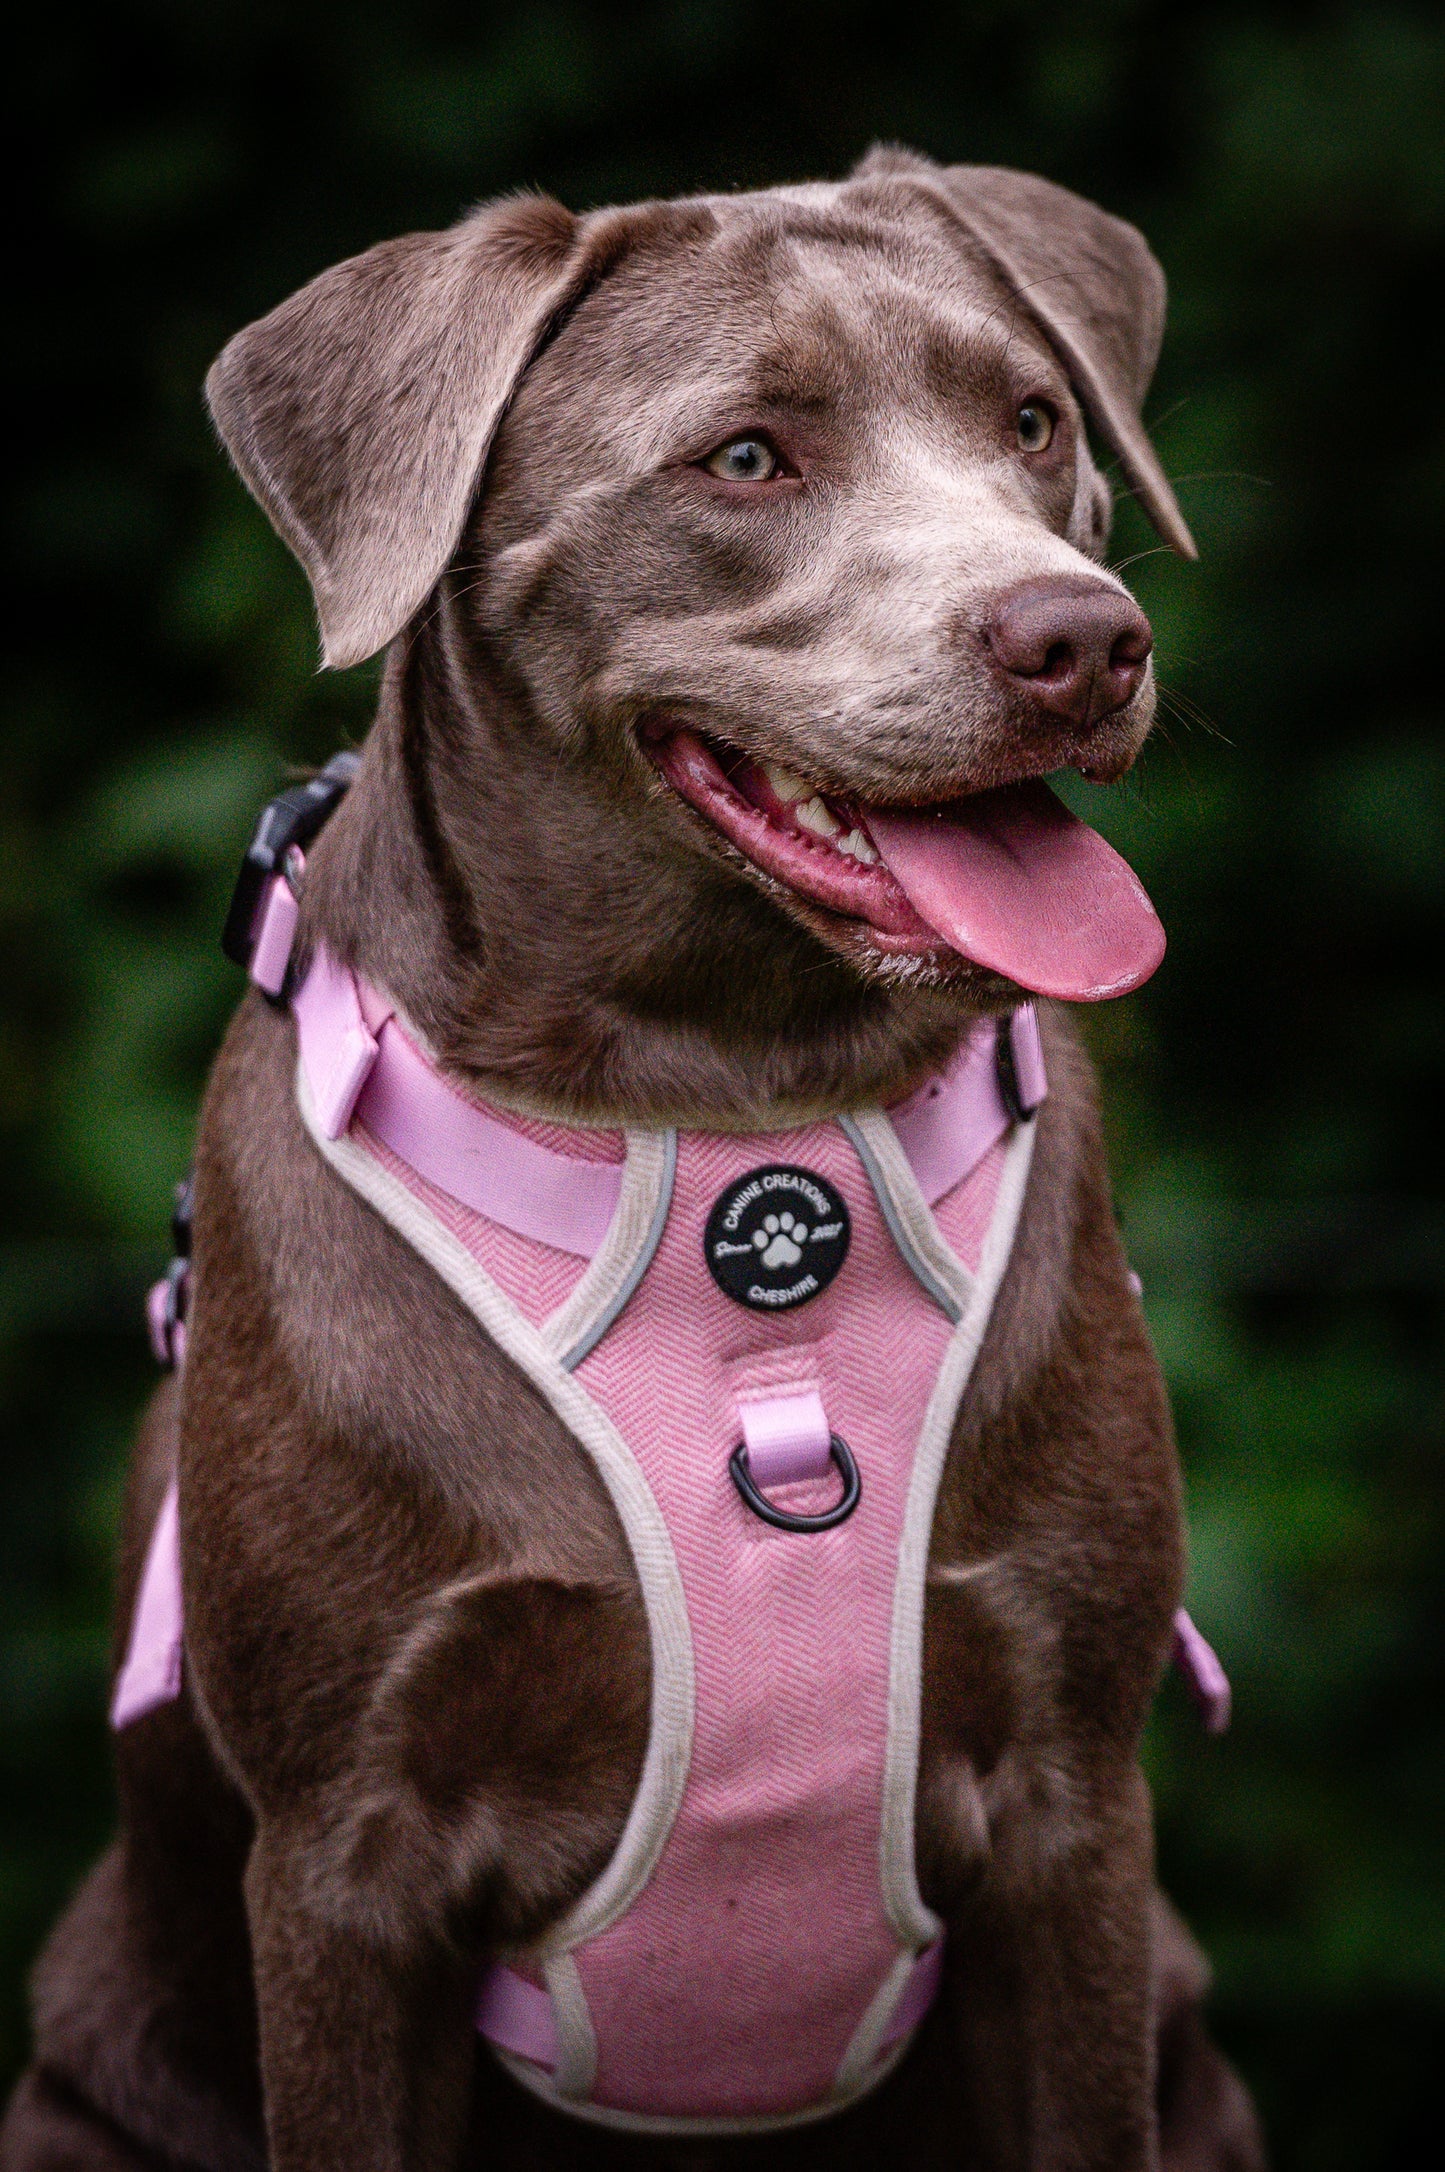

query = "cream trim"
(544, 1129), (676, 1371)
(840, 1112), (973, 1323)
(296, 1066), (695, 1958)
(874, 1117), (1038, 1950)
(830, 1947), (920, 2098)
(490, 2026), (917, 2138)
(542, 1951), (597, 2100)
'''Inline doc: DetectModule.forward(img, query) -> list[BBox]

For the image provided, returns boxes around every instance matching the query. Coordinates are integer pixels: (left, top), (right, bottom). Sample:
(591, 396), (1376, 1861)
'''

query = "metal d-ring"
(728, 1433), (862, 1533)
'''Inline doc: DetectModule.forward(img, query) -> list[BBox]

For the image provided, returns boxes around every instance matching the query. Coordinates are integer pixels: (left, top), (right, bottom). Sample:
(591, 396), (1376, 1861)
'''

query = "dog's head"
(209, 149), (1190, 1028)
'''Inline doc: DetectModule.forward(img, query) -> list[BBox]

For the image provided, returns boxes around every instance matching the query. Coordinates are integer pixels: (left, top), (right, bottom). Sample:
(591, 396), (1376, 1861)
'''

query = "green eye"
(1016, 403), (1055, 453)
(705, 436), (780, 482)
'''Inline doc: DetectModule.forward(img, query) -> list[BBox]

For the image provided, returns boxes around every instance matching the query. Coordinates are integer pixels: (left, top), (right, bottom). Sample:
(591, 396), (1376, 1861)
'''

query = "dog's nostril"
(1040, 640), (1076, 681)
(1110, 629), (1152, 672)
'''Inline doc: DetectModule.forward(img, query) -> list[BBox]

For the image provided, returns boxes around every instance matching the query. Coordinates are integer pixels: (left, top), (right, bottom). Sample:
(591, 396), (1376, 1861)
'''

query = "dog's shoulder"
(189, 989), (630, 1549)
(926, 1005), (1183, 1759)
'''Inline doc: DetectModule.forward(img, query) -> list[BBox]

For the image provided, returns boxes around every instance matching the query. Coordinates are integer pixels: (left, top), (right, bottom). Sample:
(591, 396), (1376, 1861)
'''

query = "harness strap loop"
(292, 949), (624, 1257)
(292, 946), (381, 1138)
(736, 1389), (833, 1487)
(248, 875), (300, 997)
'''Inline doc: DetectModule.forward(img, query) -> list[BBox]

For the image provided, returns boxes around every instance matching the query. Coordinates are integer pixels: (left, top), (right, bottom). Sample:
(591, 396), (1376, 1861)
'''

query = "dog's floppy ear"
(206, 193), (611, 668)
(855, 146), (1196, 559)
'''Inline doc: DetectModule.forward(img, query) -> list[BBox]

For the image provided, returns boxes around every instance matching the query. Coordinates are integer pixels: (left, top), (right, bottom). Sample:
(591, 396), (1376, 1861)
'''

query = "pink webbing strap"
(737, 1388), (833, 1486)
(292, 948), (1041, 1259)
(109, 1479), (184, 1729)
(145, 1276), (187, 1368)
(878, 1938), (945, 2052)
(292, 949), (623, 1259)
(1008, 1004), (1048, 1115)
(248, 876), (300, 998)
(888, 1007), (1046, 1207)
(292, 946), (381, 1140)
(1172, 1608), (1232, 1734)
(475, 1965), (559, 2069)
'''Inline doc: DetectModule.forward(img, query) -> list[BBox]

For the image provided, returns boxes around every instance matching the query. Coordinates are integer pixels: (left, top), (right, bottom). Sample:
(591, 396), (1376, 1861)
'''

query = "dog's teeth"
(760, 764), (871, 855)
(795, 795), (842, 838)
(763, 762), (810, 804)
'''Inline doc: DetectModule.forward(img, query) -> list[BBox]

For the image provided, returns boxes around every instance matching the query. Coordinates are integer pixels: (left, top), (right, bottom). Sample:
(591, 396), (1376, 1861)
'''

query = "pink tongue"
(864, 779), (1165, 1001)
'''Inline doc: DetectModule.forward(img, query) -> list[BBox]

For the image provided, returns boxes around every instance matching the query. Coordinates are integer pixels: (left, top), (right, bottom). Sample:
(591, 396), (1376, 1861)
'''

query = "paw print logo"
(705, 1165), (850, 1310)
(753, 1211), (808, 1270)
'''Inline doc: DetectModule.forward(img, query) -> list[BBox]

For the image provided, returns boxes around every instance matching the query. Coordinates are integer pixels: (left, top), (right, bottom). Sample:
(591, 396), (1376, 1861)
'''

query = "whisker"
(1149, 469), (1273, 489)
(1155, 681), (1232, 746)
(1106, 545), (1177, 575)
(1156, 677), (1225, 747)
(1140, 394), (1193, 438)
(1111, 466), (1272, 514)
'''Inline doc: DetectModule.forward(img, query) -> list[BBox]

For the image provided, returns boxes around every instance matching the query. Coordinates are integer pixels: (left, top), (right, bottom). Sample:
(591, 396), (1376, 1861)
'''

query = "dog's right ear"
(206, 194), (613, 669)
(853, 146), (1196, 559)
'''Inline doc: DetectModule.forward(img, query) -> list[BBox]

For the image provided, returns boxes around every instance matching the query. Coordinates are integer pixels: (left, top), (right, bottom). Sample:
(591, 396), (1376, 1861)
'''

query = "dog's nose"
(983, 578), (1153, 729)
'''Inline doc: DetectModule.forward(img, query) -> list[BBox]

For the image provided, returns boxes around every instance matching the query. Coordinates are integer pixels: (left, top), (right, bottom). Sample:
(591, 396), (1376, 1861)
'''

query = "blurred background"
(3, 2), (1442, 2164)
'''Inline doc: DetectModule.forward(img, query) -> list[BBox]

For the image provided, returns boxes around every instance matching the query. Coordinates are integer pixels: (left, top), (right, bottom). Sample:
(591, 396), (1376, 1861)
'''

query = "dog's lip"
(640, 723), (948, 954)
(640, 720), (1167, 1000)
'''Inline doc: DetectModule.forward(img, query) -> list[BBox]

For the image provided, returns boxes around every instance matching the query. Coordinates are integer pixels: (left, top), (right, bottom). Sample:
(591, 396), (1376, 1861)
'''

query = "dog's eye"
(704, 436), (781, 482)
(1016, 403), (1056, 454)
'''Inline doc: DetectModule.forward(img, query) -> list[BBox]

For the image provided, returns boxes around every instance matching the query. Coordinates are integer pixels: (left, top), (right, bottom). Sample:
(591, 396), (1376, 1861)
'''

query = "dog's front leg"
(951, 1764), (1160, 2172)
(244, 1823), (477, 2172)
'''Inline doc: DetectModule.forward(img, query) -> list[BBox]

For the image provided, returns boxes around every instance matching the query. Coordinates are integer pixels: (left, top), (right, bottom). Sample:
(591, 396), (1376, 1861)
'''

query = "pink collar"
(290, 944), (1046, 1260)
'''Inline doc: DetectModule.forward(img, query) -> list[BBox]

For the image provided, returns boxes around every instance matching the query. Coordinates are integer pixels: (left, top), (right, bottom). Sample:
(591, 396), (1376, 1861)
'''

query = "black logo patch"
(704, 1165), (851, 1311)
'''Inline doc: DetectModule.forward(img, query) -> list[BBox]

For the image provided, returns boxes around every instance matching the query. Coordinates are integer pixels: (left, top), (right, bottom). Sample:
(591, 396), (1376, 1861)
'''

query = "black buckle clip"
(170, 1171), (194, 1262)
(220, 750), (361, 978)
(148, 1174), (194, 1370)
(728, 1433), (862, 1533)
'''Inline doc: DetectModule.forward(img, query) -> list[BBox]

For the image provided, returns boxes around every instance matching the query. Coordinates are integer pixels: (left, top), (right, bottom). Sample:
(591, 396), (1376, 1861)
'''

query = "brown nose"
(983, 577), (1153, 729)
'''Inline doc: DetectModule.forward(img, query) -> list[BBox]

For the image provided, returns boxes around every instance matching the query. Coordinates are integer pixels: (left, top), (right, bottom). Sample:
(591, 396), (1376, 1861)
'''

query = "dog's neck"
(305, 606), (983, 1131)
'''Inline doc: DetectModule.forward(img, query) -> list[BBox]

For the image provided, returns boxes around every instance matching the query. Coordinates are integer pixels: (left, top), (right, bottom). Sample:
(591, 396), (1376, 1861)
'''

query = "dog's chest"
(291, 959), (1036, 2133)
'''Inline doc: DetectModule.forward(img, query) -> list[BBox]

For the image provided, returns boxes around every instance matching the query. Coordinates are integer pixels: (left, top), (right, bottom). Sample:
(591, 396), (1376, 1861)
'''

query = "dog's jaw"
(641, 724), (950, 957)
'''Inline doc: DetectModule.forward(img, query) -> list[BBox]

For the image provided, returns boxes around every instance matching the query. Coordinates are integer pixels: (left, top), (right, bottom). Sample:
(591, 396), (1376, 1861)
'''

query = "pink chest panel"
(568, 1129), (999, 2118)
(370, 1092), (1006, 2123)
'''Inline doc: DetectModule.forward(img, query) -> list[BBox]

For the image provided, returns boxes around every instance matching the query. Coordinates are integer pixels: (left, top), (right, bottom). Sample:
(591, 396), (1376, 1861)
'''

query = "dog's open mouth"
(643, 725), (1166, 1002)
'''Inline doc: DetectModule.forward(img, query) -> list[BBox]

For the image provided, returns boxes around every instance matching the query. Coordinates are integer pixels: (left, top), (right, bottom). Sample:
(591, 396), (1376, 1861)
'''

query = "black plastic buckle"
(995, 1010), (1034, 1127)
(220, 750), (361, 974)
(728, 1433), (862, 1533)
(171, 1172), (194, 1258)
(153, 1258), (188, 1366)
(151, 1174), (194, 1370)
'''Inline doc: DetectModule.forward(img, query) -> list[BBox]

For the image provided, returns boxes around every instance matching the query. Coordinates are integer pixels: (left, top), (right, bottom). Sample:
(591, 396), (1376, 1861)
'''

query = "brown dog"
(1, 148), (1266, 2171)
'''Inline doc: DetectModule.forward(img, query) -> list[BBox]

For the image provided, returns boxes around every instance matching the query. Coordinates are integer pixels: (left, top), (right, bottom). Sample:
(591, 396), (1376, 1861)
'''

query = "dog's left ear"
(206, 193), (624, 668)
(854, 146), (1196, 559)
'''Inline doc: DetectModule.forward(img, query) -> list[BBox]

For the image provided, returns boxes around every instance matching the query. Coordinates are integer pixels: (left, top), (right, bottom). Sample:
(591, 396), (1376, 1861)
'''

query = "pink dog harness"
(309, 950), (1040, 2134)
(117, 845), (1230, 2137)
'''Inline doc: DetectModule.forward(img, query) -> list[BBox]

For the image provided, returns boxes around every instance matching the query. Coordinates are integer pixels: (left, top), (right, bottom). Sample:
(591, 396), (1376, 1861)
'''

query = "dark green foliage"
(3, 5), (1441, 2163)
